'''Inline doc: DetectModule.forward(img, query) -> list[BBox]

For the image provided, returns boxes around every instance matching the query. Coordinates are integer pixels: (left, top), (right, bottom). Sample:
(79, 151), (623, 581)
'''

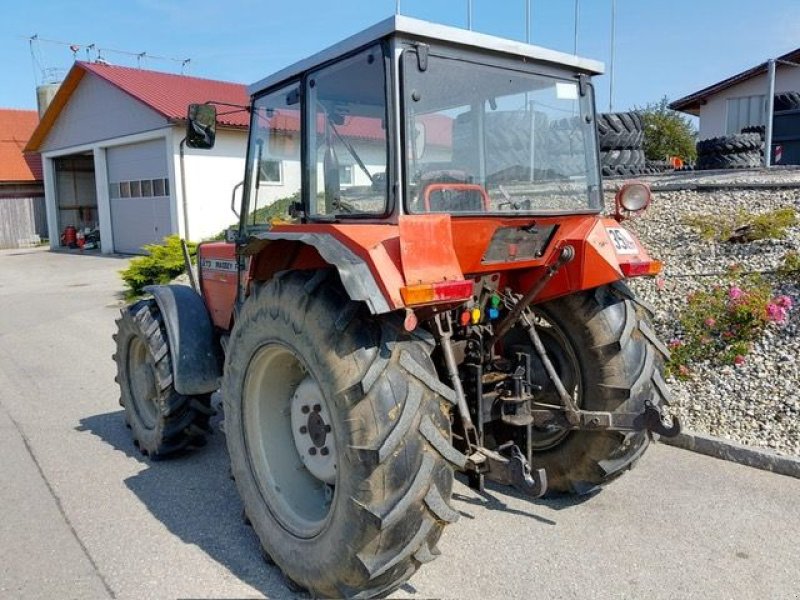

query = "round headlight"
(618, 183), (651, 212)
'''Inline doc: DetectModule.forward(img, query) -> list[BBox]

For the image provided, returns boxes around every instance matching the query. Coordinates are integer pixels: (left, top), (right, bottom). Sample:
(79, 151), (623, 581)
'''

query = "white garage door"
(107, 139), (173, 254)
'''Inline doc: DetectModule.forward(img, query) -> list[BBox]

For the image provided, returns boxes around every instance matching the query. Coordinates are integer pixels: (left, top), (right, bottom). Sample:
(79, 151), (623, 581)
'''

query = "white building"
(670, 48), (800, 140)
(25, 62), (251, 254)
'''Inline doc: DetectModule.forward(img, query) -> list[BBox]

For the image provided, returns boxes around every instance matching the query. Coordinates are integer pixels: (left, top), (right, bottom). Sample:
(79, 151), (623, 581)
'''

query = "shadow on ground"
(78, 408), (597, 598)
(77, 408), (301, 600)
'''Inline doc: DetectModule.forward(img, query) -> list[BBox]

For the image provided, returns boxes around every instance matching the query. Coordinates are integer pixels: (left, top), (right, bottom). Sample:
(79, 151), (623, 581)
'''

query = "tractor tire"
(600, 148), (645, 167)
(599, 129), (644, 151)
(498, 283), (669, 495)
(774, 91), (800, 112)
(696, 151), (762, 170)
(597, 112), (643, 137)
(114, 299), (213, 458)
(696, 133), (762, 156)
(222, 270), (460, 599)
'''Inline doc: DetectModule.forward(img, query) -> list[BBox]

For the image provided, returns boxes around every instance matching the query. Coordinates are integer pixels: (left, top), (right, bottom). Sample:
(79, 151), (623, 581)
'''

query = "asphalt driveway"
(1, 247), (798, 600)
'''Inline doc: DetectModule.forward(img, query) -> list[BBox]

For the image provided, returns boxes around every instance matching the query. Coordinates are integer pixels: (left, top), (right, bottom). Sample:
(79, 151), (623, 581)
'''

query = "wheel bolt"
(309, 447), (317, 455)
(321, 447), (329, 456)
(299, 426), (308, 434)
(313, 404), (321, 412)
(324, 424), (331, 433)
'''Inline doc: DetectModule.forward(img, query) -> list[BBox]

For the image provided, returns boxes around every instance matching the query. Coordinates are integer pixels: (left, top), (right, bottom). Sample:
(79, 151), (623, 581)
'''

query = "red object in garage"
(61, 225), (77, 246)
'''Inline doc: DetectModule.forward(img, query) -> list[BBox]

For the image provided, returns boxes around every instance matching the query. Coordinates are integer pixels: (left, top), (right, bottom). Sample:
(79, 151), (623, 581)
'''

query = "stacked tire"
(695, 133), (763, 170)
(597, 112), (646, 177)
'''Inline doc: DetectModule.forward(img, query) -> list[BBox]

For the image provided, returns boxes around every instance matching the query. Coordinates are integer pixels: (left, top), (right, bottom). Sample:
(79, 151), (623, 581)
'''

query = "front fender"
(144, 284), (222, 395)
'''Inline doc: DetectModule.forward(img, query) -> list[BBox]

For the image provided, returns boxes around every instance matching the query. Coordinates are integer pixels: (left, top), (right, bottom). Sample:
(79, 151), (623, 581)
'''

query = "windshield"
(403, 51), (601, 215)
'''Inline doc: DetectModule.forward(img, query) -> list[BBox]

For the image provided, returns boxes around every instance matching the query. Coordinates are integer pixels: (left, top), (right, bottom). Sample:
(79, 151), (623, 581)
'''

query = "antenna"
(467, 0), (473, 30)
(395, 0), (400, 15)
(573, 0), (580, 54)
(609, 0), (616, 112)
(525, 0), (531, 42)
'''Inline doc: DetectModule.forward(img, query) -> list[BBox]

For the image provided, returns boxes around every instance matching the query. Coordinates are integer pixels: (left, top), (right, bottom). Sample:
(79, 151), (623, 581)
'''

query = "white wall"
(169, 128), (248, 241)
(698, 64), (800, 139)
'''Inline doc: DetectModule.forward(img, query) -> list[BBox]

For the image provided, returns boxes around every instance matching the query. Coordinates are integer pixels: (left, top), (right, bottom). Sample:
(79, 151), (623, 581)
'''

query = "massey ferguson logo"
(201, 258), (237, 272)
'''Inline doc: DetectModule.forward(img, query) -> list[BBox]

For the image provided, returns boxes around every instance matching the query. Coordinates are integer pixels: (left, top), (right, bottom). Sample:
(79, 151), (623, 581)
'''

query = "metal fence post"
(765, 59), (776, 168)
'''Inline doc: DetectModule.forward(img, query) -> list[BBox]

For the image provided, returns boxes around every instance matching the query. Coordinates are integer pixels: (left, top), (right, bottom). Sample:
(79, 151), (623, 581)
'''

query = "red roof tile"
(79, 61), (250, 127)
(0, 109), (42, 182)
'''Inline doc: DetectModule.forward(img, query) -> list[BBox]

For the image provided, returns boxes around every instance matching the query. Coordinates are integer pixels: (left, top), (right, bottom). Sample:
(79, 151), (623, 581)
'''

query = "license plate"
(606, 227), (640, 255)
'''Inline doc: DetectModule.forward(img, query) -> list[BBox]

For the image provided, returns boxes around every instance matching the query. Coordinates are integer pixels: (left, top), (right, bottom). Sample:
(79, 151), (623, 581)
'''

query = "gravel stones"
(606, 170), (800, 456)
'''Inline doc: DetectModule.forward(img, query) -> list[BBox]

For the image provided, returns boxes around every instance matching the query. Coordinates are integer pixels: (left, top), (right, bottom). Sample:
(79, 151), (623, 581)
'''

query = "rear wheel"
(222, 270), (460, 599)
(114, 299), (213, 457)
(494, 284), (669, 495)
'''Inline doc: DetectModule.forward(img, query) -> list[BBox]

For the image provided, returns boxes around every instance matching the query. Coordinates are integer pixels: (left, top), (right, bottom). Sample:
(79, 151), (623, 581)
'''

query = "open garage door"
(107, 139), (173, 254)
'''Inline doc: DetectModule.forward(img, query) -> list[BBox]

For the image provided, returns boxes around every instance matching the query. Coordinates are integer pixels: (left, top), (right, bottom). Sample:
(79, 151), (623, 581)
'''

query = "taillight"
(619, 260), (662, 277)
(400, 280), (474, 306)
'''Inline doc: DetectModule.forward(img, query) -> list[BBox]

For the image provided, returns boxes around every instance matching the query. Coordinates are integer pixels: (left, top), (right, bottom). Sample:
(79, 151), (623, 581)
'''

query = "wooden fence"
(0, 195), (48, 249)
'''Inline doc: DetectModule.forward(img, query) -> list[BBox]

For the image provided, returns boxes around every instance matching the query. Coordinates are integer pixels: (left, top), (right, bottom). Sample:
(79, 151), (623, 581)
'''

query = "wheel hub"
(290, 376), (337, 484)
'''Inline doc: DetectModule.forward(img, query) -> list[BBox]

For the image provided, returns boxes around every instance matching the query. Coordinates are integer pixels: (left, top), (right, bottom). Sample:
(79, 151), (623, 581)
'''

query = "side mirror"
(186, 103), (217, 149)
(224, 227), (238, 244)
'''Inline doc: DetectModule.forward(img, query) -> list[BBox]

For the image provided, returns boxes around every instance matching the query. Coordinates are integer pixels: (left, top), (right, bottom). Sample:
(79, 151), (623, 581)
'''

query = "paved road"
(1, 248), (798, 600)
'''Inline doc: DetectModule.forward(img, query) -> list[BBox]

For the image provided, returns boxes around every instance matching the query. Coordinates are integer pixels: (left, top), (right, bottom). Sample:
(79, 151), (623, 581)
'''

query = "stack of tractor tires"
(696, 132), (763, 170)
(597, 112), (646, 177)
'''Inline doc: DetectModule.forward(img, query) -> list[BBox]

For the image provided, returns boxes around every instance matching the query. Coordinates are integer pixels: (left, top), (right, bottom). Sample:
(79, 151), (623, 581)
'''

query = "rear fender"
(144, 284), (222, 395)
(245, 232), (394, 315)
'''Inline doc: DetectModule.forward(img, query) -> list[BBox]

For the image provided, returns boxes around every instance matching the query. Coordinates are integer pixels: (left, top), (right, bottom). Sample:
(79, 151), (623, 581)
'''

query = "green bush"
(637, 96), (697, 162)
(778, 251), (800, 284)
(667, 270), (792, 378)
(120, 235), (197, 300)
(683, 207), (796, 242)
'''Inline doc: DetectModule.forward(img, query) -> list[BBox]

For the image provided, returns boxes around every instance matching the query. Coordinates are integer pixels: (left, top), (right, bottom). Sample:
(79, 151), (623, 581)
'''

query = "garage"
(107, 139), (172, 254)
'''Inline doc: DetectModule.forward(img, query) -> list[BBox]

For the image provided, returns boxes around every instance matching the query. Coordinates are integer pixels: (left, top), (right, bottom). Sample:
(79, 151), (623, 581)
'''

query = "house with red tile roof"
(0, 109), (47, 248)
(24, 61), (252, 254)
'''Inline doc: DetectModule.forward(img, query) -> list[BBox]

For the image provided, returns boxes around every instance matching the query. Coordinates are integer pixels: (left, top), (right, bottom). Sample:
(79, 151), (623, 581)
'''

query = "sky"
(1, 0), (799, 116)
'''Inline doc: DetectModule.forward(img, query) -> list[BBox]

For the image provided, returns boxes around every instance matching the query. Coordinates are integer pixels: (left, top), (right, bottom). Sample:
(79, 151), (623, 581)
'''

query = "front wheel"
(222, 271), (461, 599)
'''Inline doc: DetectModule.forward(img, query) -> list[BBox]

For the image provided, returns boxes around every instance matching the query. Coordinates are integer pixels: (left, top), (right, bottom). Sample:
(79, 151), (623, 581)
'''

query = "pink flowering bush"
(667, 273), (792, 379)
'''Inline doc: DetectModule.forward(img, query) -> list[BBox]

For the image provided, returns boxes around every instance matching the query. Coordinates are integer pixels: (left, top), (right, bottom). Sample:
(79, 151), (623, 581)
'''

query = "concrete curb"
(660, 431), (800, 479)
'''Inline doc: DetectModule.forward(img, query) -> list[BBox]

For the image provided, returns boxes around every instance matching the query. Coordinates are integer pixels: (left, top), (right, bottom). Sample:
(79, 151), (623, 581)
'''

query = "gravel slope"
(607, 173), (799, 456)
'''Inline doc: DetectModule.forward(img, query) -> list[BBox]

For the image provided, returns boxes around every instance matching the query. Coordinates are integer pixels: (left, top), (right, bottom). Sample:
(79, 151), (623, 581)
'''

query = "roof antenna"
(395, 0), (400, 14)
(70, 44), (80, 59)
(181, 58), (191, 74)
(467, 0), (473, 30)
(137, 51), (146, 69)
(86, 43), (95, 62)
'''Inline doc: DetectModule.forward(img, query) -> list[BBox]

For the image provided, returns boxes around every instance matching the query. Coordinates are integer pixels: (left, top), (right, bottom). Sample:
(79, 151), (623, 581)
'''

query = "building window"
(153, 178), (165, 197)
(259, 159), (283, 184)
(727, 95), (765, 135)
(339, 164), (353, 186)
(111, 178), (169, 199)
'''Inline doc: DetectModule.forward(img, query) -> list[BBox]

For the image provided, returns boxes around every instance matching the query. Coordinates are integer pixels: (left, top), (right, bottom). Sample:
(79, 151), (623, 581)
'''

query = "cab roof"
(248, 15), (605, 96)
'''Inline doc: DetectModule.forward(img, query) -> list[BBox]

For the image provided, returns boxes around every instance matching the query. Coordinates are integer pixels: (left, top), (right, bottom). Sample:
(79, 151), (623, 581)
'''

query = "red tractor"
(114, 16), (679, 599)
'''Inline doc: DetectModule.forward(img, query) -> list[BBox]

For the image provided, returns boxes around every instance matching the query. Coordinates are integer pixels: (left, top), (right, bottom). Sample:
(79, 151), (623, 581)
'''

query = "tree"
(637, 96), (697, 162)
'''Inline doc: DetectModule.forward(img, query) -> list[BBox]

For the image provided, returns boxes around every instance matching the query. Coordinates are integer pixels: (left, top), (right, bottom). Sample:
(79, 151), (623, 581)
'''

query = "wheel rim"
(243, 343), (336, 538)
(127, 336), (159, 429)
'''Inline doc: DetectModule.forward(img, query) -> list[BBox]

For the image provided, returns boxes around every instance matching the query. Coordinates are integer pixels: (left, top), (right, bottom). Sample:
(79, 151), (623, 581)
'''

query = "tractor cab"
(230, 16), (605, 229)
